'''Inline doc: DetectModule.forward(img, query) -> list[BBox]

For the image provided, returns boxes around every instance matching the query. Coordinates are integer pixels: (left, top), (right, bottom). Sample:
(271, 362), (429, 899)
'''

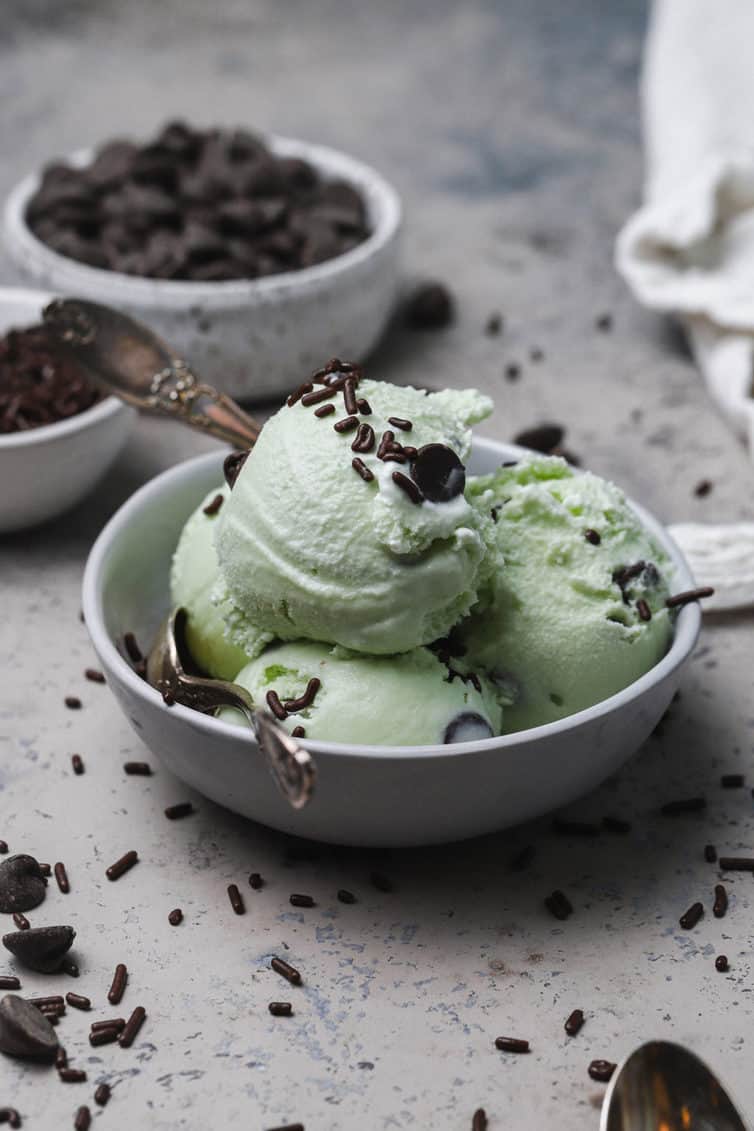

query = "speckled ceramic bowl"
(82, 438), (701, 847)
(4, 136), (402, 401)
(0, 287), (135, 533)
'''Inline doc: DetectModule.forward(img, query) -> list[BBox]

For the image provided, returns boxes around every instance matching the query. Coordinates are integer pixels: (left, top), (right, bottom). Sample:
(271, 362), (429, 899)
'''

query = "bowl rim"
(0, 284), (129, 450)
(82, 440), (702, 760)
(4, 134), (403, 306)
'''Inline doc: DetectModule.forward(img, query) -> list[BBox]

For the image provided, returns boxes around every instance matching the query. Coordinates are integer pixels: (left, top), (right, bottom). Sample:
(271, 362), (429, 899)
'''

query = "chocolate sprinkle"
(283, 678), (320, 713)
(59, 1069), (87, 1083)
(377, 429), (395, 460)
(266, 690), (288, 721)
(268, 1001), (293, 1017)
(287, 381), (314, 407)
(679, 901), (704, 930)
(84, 668), (105, 683)
(588, 1060), (616, 1082)
(94, 1083), (111, 1107)
(64, 697), (81, 710)
(289, 894), (315, 908)
(314, 403), (335, 418)
(90, 1019), (125, 1034)
(494, 1036), (530, 1053)
(271, 956), (301, 985)
(227, 884), (245, 915)
(65, 992), (90, 1012)
(74, 1106), (91, 1131)
(343, 378), (359, 416)
(715, 955), (729, 973)
(165, 802), (194, 820)
(124, 761), (152, 775)
(666, 586), (715, 608)
(337, 889), (356, 904)
(249, 873), (264, 890)
(301, 386), (337, 407)
(404, 281), (454, 329)
(661, 797), (706, 816)
(54, 863), (69, 894)
(713, 884), (728, 919)
(333, 415), (359, 434)
(89, 1028), (119, 1047)
(202, 493), (224, 516)
(351, 422), (375, 453)
(118, 1005), (146, 1048)
(545, 890), (573, 920)
(387, 416), (412, 431)
(71, 754), (84, 776)
(392, 470), (424, 504)
(106, 850), (138, 881)
(584, 528), (601, 545)
(718, 857), (754, 872)
(11, 916), (27, 931)
(704, 844), (717, 863)
(0, 978), (20, 991)
(291, 726), (306, 738)
(107, 964), (128, 1005)
(168, 908), (183, 926)
(636, 598), (652, 622)
(472, 1109), (488, 1131)
(357, 398), (372, 415)
(565, 1009), (585, 1036)
(223, 450), (249, 490)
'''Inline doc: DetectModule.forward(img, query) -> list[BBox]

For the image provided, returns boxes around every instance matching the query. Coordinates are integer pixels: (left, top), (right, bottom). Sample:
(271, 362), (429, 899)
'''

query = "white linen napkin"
(616, 0), (754, 610)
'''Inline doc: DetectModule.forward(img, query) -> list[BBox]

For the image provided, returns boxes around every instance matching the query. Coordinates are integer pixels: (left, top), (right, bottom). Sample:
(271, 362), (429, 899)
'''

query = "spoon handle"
(146, 361), (261, 448)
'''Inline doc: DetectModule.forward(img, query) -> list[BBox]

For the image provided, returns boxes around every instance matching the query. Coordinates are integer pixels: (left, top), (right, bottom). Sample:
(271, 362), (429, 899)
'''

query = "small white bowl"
(4, 137), (402, 401)
(0, 287), (135, 533)
(82, 439), (701, 847)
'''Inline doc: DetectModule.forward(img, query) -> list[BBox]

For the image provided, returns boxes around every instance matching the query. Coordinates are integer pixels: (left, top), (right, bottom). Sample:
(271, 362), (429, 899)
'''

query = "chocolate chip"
(411, 444), (466, 503)
(513, 424), (564, 454)
(0, 856), (47, 914)
(224, 449), (249, 489)
(0, 994), (59, 1061)
(404, 282), (454, 329)
(443, 712), (493, 743)
(2, 925), (75, 973)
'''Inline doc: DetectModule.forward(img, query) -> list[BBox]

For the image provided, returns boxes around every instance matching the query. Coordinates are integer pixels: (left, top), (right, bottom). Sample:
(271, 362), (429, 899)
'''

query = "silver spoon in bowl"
(601, 1040), (747, 1131)
(148, 609), (315, 811)
(42, 298), (316, 809)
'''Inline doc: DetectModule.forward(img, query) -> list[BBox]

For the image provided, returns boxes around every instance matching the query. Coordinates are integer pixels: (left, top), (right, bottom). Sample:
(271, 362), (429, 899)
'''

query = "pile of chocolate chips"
(26, 122), (371, 281)
(0, 323), (99, 434)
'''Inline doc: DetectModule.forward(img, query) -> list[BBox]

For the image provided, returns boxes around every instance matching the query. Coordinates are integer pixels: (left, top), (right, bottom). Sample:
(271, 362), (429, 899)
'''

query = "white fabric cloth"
(616, 0), (754, 609)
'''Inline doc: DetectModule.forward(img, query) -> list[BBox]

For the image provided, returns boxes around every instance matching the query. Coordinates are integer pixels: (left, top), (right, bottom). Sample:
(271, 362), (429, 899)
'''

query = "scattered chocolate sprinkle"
(84, 668), (105, 683)
(54, 863), (69, 895)
(64, 697), (82, 710)
(0, 978), (20, 990)
(123, 761), (152, 775)
(266, 690), (288, 721)
(302, 386), (337, 407)
(694, 479), (713, 498)
(333, 415), (359, 433)
(704, 844), (717, 863)
(37, 864), (51, 877)
(357, 398), (372, 415)
(402, 445), (418, 459)
(584, 528), (601, 545)
(552, 818), (599, 838)
(392, 470), (424, 504)
(55, 1046), (67, 1068)
(337, 889), (356, 904)
(202, 493), (224, 516)
(107, 965), (128, 1006)
(661, 797), (706, 816)
(271, 956), (301, 985)
(715, 955), (729, 973)
(342, 378), (359, 416)
(62, 960), (79, 979)
(352, 457), (374, 483)
(376, 428), (395, 460)
(410, 443), (465, 503)
(713, 884), (728, 919)
(514, 424), (564, 454)
(12, 915), (29, 932)
(485, 313), (503, 336)
(370, 872), (393, 893)
(612, 561), (647, 603)
(679, 901), (703, 930)
(388, 416), (412, 432)
(168, 908), (183, 926)
(71, 754), (84, 776)
(118, 1005), (146, 1048)
(405, 282), (454, 329)
(268, 1001), (292, 1017)
(27, 996), (64, 1011)
(666, 586), (715, 608)
(381, 450), (407, 464)
(74, 1105), (91, 1131)
(287, 381), (314, 407)
(545, 890), (573, 920)
(90, 1019), (125, 1034)
(65, 993), (90, 1012)
(223, 450), (249, 490)
(89, 1027), (119, 1047)
(283, 678), (320, 713)
(595, 313), (613, 332)
(510, 845), (536, 871)
(636, 598), (652, 622)
(59, 1069), (87, 1083)
(123, 633), (143, 665)
(504, 362), (521, 381)
(2, 925), (75, 973)
(227, 884), (245, 915)
(249, 873), (264, 890)
(565, 1009), (585, 1036)
(351, 422), (375, 453)
(314, 403), (335, 418)
(165, 802), (194, 820)
(105, 851), (138, 881)
(265, 1125), (304, 1131)
(721, 774), (744, 788)
(602, 816), (631, 834)
(719, 857), (754, 872)
(472, 1109), (488, 1131)
(289, 894), (315, 908)
(588, 1060), (615, 1082)
(291, 726), (306, 738)
(494, 1036), (530, 1053)
(94, 1083), (111, 1107)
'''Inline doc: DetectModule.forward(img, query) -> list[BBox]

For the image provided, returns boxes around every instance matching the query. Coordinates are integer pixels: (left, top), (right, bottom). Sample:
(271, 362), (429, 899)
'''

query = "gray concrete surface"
(2, 1), (754, 1127)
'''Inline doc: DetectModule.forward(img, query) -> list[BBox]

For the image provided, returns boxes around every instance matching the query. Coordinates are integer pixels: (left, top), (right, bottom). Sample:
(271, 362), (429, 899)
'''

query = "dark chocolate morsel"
(404, 282), (454, 329)
(0, 994), (59, 1060)
(2, 925), (75, 973)
(513, 424), (564, 454)
(0, 855), (47, 914)
(444, 712), (494, 744)
(411, 444), (466, 503)
(223, 450), (249, 489)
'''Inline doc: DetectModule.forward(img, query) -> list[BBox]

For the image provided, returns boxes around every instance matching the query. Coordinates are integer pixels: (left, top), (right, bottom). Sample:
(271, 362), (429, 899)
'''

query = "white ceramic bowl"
(4, 137), (402, 401)
(82, 440), (701, 847)
(0, 287), (135, 533)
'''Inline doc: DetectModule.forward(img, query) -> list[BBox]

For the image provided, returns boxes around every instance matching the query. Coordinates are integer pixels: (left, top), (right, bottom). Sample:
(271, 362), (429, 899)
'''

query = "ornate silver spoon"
(147, 609), (316, 811)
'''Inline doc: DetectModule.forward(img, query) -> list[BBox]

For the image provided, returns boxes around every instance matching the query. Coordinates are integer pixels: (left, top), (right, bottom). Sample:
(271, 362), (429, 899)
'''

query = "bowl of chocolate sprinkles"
(82, 436), (702, 847)
(3, 123), (402, 400)
(0, 287), (134, 532)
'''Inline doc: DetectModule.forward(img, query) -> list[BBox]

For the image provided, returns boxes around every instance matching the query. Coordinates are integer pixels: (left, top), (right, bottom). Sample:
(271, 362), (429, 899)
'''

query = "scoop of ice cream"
(170, 486), (261, 680)
(219, 640), (503, 746)
(215, 373), (493, 656)
(463, 456), (673, 732)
